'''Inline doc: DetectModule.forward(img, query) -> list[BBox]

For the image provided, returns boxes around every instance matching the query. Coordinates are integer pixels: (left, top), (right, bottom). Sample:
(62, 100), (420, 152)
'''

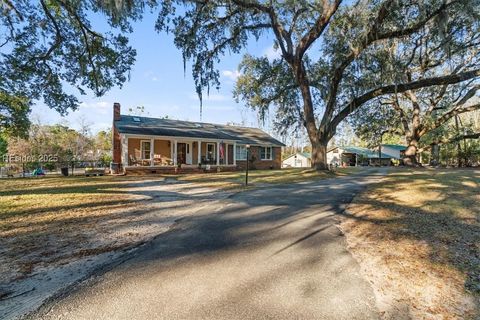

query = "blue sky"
(32, 11), (281, 135)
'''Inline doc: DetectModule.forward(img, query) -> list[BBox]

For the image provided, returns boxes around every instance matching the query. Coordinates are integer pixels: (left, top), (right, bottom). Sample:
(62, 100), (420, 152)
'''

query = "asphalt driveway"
(33, 169), (386, 320)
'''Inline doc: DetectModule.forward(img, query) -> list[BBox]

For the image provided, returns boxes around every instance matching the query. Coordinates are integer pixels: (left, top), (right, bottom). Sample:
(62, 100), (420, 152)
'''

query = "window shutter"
(271, 147), (274, 160)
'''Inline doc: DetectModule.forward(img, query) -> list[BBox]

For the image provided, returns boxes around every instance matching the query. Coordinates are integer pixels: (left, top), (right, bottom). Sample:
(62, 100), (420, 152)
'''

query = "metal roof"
(283, 152), (311, 161)
(115, 115), (285, 147)
(341, 146), (373, 156)
(381, 144), (407, 150)
(330, 146), (396, 159)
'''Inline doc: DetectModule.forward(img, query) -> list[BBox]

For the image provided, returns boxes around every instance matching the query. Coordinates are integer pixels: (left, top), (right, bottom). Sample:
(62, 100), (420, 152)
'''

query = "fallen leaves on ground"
(340, 168), (480, 320)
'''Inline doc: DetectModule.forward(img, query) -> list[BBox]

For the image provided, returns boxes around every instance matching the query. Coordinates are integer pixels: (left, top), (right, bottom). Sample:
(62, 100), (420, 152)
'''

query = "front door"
(185, 142), (192, 164)
(177, 143), (187, 164)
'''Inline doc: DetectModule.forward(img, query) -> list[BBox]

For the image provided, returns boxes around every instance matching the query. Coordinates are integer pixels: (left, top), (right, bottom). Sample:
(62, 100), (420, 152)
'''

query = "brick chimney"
(112, 102), (122, 168)
(113, 102), (121, 121)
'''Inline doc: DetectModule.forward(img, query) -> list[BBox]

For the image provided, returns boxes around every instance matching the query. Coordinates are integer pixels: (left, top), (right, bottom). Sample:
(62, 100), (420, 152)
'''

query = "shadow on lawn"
(107, 168), (478, 317)
(25, 174), (379, 318)
(340, 169), (479, 315)
(7, 169), (478, 318)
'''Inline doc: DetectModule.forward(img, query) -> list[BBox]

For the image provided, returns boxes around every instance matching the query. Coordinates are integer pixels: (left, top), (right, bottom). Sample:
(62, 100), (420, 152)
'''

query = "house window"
(141, 141), (151, 159)
(235, 145), (247, 160)
(206, 143), (215, 161)
(260, 147), (272, 160)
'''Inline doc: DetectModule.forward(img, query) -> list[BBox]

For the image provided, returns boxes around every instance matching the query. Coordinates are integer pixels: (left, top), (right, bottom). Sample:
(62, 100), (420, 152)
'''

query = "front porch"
(121, 134), (239, 173)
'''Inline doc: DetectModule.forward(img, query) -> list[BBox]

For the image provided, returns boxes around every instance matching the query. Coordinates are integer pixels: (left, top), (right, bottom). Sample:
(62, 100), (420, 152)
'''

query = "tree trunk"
(290, 60), (331, 171)
(404, 137), (419, 166)
(454, 115), (463, 167)
(430, 142), (440, 166)
(403, 91), (422, 167)
(311, 139), (329, 171)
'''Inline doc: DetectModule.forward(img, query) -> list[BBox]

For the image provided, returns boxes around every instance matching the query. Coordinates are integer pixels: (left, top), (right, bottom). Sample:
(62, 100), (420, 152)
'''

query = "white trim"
(225, 143), (228, 165)
(197, 140), (202, 165)
(123, 133), (237, 144)
(121, 134), (128, 167)
(185, 142), (192, 164)
(216, 141), (220, 166)
(121, 133), (284, 147)
(233, 142), (237, 165)
(235, 145), (248, 161)
(140, 140), (152, 160)
(150, 138), (154, 166)
(173, 140), (177, 166)
(206, 143), (216, 162)
(259, 146), (273, 160)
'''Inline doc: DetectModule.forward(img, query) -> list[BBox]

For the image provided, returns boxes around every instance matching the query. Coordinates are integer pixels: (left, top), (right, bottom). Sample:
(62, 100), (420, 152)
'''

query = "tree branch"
(324, 0), (459, 131)
(295, 0), (342, 59)
(39, 0), (63, 61)
(390, 97), (410, 133)
(417, 132), (480, 153)
(2, 0), (23, 20)
(330, 68), (480, 135)
(453, 84), (480, 107)
(434, 103), (480, 128)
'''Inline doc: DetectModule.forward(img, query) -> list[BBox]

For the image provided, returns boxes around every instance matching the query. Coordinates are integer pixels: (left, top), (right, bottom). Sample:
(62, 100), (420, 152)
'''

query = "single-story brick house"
(111, 103), (284, 174)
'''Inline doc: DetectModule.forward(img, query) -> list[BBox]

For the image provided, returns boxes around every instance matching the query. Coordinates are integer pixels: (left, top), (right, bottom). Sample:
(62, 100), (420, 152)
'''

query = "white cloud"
(263, 45), (281, 61)
(221, 69), (241, 81)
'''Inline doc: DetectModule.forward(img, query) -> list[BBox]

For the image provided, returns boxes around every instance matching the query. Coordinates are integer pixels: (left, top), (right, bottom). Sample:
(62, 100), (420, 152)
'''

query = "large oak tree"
(351, 15), (480, 165)
(0, 0), (153, 136)
(157, 0), (480, 170)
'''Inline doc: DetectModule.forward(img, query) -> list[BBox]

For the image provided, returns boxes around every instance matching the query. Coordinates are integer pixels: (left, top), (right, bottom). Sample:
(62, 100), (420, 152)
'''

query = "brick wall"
(236, 146), (282, 170)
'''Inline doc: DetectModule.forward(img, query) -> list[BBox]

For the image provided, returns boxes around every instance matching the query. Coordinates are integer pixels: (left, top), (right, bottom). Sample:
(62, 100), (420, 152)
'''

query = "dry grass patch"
(0, 167), (359, 296)
(177, 167), (358, 187)
(0, 175), (163, 286)
(340, 168), (479, 319)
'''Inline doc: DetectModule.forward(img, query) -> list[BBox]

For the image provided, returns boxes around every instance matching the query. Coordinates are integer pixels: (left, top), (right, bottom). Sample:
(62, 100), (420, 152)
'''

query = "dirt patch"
(340, 168), (480, 319)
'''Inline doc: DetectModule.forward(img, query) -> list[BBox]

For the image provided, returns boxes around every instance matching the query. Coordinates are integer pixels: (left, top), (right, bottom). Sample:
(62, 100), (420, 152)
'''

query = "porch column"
(216, 141), (220, 166)
(122, 134), (129, 167)
(197, 140), (202, 165)
(173, 140), (177, 166)
(233, 141), (237, 166)
(150, 138), (154, 166)
(225, 143), (229, 165)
